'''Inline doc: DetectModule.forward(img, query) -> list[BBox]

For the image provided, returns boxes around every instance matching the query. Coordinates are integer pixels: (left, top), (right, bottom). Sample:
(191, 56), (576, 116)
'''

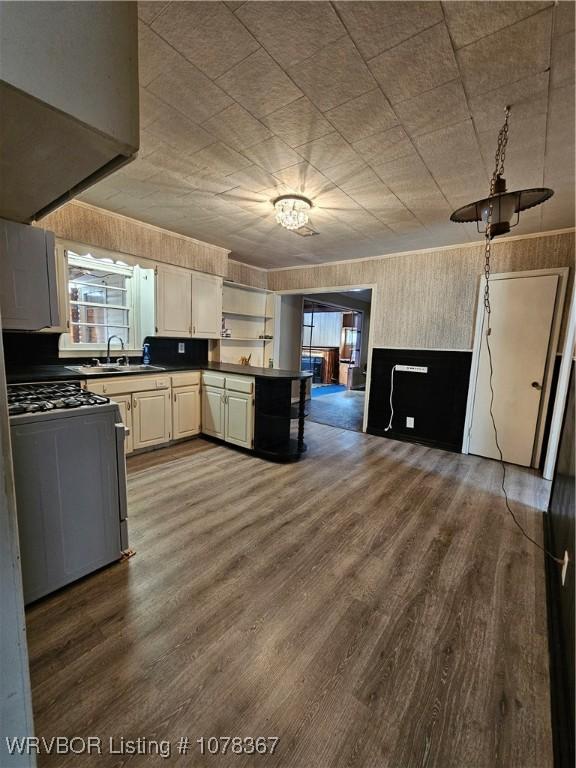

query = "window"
(67, 252), (134, 347)
(59, 245), (155, 355)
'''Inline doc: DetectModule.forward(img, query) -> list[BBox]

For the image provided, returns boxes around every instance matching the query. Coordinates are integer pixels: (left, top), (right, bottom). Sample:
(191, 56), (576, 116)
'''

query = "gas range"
(7, 381), (110, 417)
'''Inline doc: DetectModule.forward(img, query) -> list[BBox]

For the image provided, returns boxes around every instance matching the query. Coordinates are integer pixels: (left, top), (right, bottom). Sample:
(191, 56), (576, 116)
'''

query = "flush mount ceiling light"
(273, 194), (312, 231)
(450, 106), (554, 238)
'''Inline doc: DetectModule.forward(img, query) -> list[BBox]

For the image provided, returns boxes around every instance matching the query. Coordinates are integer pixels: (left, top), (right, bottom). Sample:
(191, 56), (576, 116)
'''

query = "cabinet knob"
(531, 381), (542, 390)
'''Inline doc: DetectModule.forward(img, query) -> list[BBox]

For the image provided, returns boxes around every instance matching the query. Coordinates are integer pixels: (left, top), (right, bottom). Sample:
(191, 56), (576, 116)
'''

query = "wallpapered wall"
(39, 201), (269, 289)
(39, 200), (230, 275)
(267, 231), (575, 350)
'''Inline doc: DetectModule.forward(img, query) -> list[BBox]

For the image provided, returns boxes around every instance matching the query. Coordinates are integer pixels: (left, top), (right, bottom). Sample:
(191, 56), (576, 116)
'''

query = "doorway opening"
(300, 289), (372, 432)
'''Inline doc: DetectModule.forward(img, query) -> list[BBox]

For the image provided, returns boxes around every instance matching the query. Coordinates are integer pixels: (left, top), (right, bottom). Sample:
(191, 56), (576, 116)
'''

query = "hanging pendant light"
(450, 106), (554, 238)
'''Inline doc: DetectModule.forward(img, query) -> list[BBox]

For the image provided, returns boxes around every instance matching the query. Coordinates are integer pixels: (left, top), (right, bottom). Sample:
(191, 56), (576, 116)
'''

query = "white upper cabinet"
(192, 272), (222, 338)
(0, 219), (60, 331)
(155, 264), (192, 338)
(0, 2), (138, 223)
(155, 266), (222, 339)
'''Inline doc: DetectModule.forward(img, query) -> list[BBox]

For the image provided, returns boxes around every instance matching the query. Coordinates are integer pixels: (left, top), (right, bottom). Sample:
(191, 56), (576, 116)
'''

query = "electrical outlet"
(406, 416), (415, 428)
(177, 342), (185, 354)
(396, 365), (428, 373)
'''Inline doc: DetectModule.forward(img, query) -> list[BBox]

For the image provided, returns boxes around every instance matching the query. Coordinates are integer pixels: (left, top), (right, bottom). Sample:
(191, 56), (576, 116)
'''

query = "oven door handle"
(115, 422), (128, 523)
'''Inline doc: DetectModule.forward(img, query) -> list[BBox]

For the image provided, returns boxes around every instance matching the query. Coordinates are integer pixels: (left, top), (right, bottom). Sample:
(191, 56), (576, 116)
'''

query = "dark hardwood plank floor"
(25, 423), (552, 768)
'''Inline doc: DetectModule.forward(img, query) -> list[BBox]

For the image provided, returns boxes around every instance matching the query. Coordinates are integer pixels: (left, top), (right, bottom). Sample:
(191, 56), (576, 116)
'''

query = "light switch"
(178, 342), (185, 354)
(406, 416), (414, 428)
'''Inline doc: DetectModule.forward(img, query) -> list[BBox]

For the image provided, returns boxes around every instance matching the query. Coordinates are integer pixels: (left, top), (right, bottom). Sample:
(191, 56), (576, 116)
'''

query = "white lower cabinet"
(172, 385), (201, 439)
(225, 391), (254, 449)
(202, 385), (225, 439)
(113, 394), (133, 454)
(132, 389), (171, 449)
(201, 373), (254, 449)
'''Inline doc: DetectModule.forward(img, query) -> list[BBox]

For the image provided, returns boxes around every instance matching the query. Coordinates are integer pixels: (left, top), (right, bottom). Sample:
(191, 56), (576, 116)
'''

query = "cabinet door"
(155, 264), (192, 337)
(173, 385), (201, 439)
(201, 386), (225, 439)
(112, 394), (133, 454)
(132, 390), (171, 449)
(191, 272), (222, 338)
(0, 219), (59, 330)
(225, 391), (254, 449)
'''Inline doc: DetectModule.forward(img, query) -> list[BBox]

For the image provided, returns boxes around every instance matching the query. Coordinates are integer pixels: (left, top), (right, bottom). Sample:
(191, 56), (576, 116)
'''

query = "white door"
(202, 386), (225, 439)
(113, 394), (133, 454)
(225, 391), (254, 449)
(155, 264), (191, 337)
(132, 390), (171, 449)
(172, 385), (200, 439)
(468, 273), (559, 466)
(191, 272), (222, 338)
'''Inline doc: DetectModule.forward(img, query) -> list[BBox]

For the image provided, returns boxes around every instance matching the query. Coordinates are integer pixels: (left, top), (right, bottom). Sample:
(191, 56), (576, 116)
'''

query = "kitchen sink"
(66, 364), (166, 375)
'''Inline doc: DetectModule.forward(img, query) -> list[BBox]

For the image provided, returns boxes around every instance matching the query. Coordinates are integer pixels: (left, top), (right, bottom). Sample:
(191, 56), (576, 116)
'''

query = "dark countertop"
(6, 361), (311, 384)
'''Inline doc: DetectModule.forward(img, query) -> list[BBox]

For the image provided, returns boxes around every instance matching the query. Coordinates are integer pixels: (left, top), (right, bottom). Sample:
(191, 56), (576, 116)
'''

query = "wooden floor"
(26, 423), (553, 768)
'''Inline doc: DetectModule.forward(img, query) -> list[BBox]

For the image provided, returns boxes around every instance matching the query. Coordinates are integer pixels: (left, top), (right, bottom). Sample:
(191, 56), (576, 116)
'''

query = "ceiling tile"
(296, 132), (360, 171)
(145, 146), (238, 192)
(369, 22), (459, 104)
(273, 162), (335, 198)
(414, 120), (488, 201)
(374, 153), (442, 198)
(554, 0), (575, 36)
(201, 103), (273, 150)
(147, 112), (216, 154)
(346, 179), (402, 212)
(224, 165), (281, 193)
(151, 2), (260, 79)
(139, 87), (170, 129)
(456, 10), (553, 96)
(138, 21), (182, 87)
(287, 37), (377, 112)
(323, 160), (380, 193)
(235, 1), (346, 68)
(216, 49), (303, 118)
(138, 129), (169, 158)
(242, 136), (302, 172)
(395, 80), (470, 138)
(147, 56), (233, 122)
(324, 89), (398, 143)
(261, 97), (334, 147)
(468, 71), (549, 132)
(335, 1), (443, 58)
(551, 29), (575, 89)
(313, 187), (361, 213)
(443, 1), (552, 49)
(138, 2), (170, 25)
(353, 126), (415, 165)
(189, 142), (252, 175)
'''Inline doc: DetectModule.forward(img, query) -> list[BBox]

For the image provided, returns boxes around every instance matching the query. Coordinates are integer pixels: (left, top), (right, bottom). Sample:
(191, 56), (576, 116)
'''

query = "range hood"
(0, 1), (139, 224)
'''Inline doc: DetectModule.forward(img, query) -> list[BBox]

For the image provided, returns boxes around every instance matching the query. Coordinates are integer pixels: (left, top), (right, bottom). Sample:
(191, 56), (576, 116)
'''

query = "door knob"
(531, 381), (542, 390)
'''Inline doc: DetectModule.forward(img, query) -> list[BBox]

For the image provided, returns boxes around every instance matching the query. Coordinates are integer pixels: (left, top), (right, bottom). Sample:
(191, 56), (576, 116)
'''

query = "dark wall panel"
(367, 348), (472, 452)
(546, 361), (575, 768)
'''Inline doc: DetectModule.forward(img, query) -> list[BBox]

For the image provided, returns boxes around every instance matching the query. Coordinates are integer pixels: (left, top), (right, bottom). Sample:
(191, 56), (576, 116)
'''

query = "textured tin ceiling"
(79, 1), (575, 268)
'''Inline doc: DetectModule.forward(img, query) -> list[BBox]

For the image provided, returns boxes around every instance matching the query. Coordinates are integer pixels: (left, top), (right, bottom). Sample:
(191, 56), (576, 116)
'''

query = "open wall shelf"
(220, 282), (275, 368)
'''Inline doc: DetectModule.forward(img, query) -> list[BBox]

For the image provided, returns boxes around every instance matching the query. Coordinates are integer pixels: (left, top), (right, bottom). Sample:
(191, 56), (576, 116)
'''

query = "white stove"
(8, 380), (129, 603)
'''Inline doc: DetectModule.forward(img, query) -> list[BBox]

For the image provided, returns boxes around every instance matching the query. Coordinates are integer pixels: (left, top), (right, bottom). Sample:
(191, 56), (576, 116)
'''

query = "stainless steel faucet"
(106, 335), (124, 365)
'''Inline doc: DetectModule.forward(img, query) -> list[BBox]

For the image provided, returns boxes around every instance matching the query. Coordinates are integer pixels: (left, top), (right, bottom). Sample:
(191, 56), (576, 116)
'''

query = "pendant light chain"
(484, 106), (510, 314)
(483, 107), (564, 567)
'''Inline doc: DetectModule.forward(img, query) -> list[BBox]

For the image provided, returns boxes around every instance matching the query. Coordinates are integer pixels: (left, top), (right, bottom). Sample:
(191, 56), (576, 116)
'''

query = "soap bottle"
(142, 342), (151, 365)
